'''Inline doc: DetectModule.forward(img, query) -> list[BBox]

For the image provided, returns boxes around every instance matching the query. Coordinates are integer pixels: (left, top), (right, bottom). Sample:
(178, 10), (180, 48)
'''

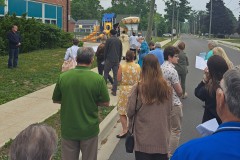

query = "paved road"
(108, 34), (240, 160)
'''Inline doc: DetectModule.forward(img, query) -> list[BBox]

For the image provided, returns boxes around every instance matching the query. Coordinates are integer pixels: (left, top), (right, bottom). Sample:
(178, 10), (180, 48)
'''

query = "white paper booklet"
(92, 46), (98, 52)
(196, 118), (219, 137)
(195, 56), (207, 70)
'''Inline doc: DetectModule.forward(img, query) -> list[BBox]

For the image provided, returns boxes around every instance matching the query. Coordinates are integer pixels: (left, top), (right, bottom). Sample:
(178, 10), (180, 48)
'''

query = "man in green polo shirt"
(52, 47), (110, 160)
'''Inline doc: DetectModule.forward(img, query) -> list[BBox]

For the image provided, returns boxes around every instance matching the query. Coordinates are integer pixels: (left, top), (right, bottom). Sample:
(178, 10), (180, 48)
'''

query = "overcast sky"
(99, 0), (239, 19)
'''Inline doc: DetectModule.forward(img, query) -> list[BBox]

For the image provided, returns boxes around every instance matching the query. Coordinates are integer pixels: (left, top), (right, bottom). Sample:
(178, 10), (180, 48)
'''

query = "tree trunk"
(145, 0), (155, 43)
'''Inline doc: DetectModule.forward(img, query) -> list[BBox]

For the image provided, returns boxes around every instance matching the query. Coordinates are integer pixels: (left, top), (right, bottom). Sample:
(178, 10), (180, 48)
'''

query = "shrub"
(0, 13), (75, 55)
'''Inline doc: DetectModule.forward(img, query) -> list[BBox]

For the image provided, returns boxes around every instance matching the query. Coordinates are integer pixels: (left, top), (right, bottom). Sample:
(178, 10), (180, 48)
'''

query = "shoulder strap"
(131, 83), (142, 134)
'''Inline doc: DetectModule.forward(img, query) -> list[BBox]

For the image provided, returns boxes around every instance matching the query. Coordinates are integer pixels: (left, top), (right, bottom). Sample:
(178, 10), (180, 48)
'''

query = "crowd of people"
(7, 27), (240, 160)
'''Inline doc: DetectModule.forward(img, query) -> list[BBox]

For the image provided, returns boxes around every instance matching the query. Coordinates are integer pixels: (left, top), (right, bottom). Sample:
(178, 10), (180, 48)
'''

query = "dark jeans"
(97, 61), (113, 84)
(104, 60), (119, 93)
(8, 48), (19, 68)
(135, 151), (168, 160)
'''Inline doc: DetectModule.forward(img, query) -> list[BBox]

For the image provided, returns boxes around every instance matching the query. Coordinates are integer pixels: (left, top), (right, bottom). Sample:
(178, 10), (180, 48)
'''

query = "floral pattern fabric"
(117, 62), (141, 115)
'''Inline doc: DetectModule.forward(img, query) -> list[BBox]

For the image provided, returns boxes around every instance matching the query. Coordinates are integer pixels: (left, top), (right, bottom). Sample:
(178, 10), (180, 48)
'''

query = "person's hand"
(203, 67), (209, 83)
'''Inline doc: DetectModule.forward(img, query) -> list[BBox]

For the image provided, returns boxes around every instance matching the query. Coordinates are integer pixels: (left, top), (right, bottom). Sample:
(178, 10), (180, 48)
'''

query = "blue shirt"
(171, 122), (240, 160)
(205, 50), (213, 60)
(149, 48), (164, 65)
(138, 41), (149, 67)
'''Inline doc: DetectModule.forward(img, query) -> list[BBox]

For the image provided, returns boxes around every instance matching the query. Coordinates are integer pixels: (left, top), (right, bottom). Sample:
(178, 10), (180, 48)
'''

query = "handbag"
(61, 48), (77, 72)
(125, 83), (142, 153)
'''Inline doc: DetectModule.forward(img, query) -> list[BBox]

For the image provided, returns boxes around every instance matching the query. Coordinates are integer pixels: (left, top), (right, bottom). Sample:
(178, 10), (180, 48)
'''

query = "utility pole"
(171, 0), (175, 41)
(209, 0), (212, 38)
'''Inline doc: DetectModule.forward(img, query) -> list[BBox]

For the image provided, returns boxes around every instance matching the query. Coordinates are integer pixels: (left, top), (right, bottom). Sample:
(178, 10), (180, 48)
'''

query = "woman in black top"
(195, 55), (229, 124)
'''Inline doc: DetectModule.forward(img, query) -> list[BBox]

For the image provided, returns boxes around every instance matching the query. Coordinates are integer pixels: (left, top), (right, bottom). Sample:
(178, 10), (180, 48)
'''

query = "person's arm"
(185, 54), (189, 66)
(117, 64), (122, 82)
(171, 70), (182, 97)
(52, 78), (62, 104)
(97, 77), (110, 107)
(104, 40), (109, 61)
(7, 32), (18, 45)
(173, 83), (183, 97)
(119, 40), (122, 62)
(195, 81), (208, 101)
(64, 48), (71, 61)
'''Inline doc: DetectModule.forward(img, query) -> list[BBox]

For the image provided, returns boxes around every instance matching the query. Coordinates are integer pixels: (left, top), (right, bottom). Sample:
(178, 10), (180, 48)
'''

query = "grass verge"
(0, 105), (115, 160)
(152, 36), (168, 42)
(0, 48), (65, 105)
(0, 47), (103, 159)
(221, 39), (240, 44)
(162, 39), (178, 49)
(0, 49), (97, 105)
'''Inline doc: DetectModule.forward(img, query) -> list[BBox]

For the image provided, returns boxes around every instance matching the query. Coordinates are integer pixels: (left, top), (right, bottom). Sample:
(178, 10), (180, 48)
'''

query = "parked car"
(163, 33), (172, 37)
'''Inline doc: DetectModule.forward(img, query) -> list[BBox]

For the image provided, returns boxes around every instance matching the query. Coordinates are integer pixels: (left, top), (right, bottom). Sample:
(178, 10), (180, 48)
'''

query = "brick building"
(0, 0), (72, 32)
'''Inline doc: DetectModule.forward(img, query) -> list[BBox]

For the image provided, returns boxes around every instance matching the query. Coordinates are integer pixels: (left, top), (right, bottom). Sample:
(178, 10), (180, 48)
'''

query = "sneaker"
(182, 92), (188, 99)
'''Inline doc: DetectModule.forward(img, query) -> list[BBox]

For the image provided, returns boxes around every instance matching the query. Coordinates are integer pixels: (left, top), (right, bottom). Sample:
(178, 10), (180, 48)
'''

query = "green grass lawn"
(0, 106), (115, 160)
(221, 39), (240, 44)
(162, 39), (178, 49)
(0, 48), (112, 160)
(0, 48), (66, 105)
(152, 36), (168, 42)
(0, 49), (97, 105)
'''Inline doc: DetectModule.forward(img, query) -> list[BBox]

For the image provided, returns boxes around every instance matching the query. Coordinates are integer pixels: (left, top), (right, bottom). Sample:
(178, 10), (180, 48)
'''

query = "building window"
(45, 19), (50, 24)
(51, 20), (56, 25)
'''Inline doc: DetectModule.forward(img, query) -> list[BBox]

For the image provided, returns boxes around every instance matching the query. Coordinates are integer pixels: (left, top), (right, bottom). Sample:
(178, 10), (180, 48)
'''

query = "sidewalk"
(0, 39), (172, 149)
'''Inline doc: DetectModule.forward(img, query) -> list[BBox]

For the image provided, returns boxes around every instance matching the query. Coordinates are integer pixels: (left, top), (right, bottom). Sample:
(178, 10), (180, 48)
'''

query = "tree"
(103, 0), (151, 30)
(0, 0), (5, 6)
(71, 0), (103, 20)
(204, 0), (237, 35)
(164, 0), (191, 32)
(146, 0), (155, 42)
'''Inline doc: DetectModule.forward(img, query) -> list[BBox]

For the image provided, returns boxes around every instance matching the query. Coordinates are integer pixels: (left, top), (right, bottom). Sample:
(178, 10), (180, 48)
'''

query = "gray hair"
(155, 42), (161, 48)
(208, 40), (218, 48)
(9, 123), (57, 160)
(76, 47), (95, 65)
(222, 69), (240, 118)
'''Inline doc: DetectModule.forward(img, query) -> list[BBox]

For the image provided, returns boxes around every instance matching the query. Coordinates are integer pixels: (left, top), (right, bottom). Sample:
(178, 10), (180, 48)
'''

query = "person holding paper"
(195, 55), (229, 124)
(171, 68), (240, 160)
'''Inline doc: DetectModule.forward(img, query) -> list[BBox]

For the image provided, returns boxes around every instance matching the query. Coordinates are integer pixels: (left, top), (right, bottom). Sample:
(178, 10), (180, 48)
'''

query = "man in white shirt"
(64, 38), (80, 61)
(129, 32), (138, 59)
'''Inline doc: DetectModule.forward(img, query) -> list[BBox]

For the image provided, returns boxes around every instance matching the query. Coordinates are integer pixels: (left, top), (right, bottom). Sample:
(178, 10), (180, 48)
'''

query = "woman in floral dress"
(116, 50), (141, 138)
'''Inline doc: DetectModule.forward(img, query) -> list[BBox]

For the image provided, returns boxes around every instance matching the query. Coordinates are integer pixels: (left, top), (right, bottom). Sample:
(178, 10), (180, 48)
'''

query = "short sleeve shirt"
(161, 61), (182, 106)
(52, 66), (110, 140)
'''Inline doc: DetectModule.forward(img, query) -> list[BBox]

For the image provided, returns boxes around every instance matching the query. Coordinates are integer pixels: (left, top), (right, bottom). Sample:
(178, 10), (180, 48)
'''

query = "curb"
(98, 106), (118, 147)
(217, 41), (240, 51)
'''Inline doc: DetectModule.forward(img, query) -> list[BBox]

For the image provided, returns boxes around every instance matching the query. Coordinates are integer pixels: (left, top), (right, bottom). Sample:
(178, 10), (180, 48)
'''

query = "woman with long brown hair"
(127, 54), (172, 160)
